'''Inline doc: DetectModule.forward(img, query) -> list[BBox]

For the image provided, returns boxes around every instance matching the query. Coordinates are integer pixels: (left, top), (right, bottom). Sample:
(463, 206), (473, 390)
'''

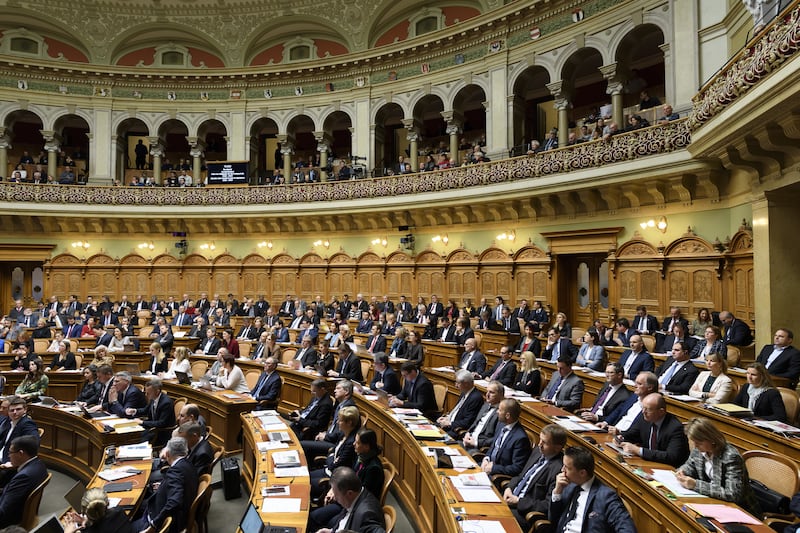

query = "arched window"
(415, 17), (439, 36)
(282, 37), (317, 63)
(289, 46), (311, 61)
(409, 8), (445, 38)
(0, 29), (50, 59)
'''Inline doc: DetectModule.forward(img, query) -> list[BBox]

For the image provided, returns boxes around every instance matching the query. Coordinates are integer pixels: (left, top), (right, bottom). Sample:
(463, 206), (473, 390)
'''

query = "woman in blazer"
(688, 352), (734, 404)
(690, 325), (727, 361)
(733, 362), (787, 422)
(405, 330), (424, 367)
(513, 351), (541, 396)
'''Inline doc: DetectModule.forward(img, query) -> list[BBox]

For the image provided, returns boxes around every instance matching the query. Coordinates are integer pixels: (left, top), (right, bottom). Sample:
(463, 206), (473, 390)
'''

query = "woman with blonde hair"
(513, 350), (541, 395)
(163, 346), (191, 379)
(147, 341), (168, 375)
(688, 352), (733, 403)
(63, 487), (133, 533)
(91, 345), (115, 367)
(553, 312), (572, 339)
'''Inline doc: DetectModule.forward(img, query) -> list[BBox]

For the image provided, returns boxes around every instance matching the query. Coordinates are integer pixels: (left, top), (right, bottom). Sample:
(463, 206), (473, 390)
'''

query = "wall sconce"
(138, 242), (155, 251)
(639, 216), (668, 233)
(432, 234), (449, 245)
(257, 240), (273, 250)
(497, 230), (516, 241)
(71, 241), (90, 250)
(371, 237), (388, 248)
(199, 242), (216, 251)
(313, 239), (330, 249)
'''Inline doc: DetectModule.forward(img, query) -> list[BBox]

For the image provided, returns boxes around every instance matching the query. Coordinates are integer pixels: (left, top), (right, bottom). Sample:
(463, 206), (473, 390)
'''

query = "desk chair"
(743, 449), (800, 521)
(19, 472), (52, 530)
(186, 473), (212, 533)
(383, 505), (397, 533)
(778, 387), (799, 425)
(156, 516), (172, 533)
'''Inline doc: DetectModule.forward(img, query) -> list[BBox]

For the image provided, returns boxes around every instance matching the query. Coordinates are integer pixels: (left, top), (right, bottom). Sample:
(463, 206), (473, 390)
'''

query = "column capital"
(545, 80), (566, 99)
(0, 129), (11, 151)
(40, 130), (61, 153)
(553, 98), (570, 111)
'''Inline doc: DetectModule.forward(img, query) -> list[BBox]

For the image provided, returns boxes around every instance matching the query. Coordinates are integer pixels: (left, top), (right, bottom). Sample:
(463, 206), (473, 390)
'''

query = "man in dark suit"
(378, 295), (395, 314)
(549, 445), (636, 533)
(427, 295), (444, 325)
(196, 327), (221, 355)
(530, 300), (548, 328)
(579, 363), (631, 423)
(463, 381), (504, 454)
(614, 318), (635, 347)
(541, 357), (585, 412)
(128, 378), (176, 448)
(94, 325), (114, 348)
(293, 336), (318, 368)
(504, 424), (567, 529)
(480, 399), (531, 478)
(476, 298), (492, 319)
(327, 343), (363, 383)
(370, 352), (401, 395)
(188, 316), (207, 338)
(389, 362), (439, 420)
(618, 335), (655, 380)
(133, 437), (199, 533)
(435, 315), (456, 342)
(436, 370), (484, 437)
(250, 357), (282, 408)
(235, 317), (258, 340)
(655, 322), (696, 354)
(459, 338), (487, 375)
(0, 435), (48, 528)
(365, 324), (387, 354)
(661, 306), (689, 333)
(655, 342), (700, 395)
(300, 380), (355, 459)
(632, 305), (659, 335)
(757, 328), (800, 387)
(278, 295), (295, 318)
(179, 422), (214, 477)
(87, 364), (115, 410)
(620, 393), (690, 468)
(720, 310), (753, 346)
(597, 372), (658, 431)
(288, 378), (333, 440)
(322, 466), (386, 533)
(512, 299), (531, 323)
(499, 306), (521, 334)
(396, 295), (414, 323)
(483, 346), (517, 387)
(172, 306), (193, 327)
(355, 310), (373, 334)
(254, 296), (270, 317)
(0, 397), (39, 464)
(543, 328), (577, 363)
(453, 317), (475, 346)
(106, 371), (147, 418)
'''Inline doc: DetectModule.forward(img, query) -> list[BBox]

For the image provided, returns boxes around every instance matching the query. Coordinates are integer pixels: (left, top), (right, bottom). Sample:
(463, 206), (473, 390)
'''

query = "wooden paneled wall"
(42, 229), (754, 326)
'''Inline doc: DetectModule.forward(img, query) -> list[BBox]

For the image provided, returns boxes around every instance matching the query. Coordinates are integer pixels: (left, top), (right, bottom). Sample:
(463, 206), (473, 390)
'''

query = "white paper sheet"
(273, 466), (309, 477)
(650, 469), (702, 497)
(460, 520), (506, 533)
(261, 498), (301, 512)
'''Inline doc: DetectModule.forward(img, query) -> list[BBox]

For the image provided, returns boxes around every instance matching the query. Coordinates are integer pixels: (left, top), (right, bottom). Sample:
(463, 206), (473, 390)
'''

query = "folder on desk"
(272, 450), (301, 468)
(708, 403), (753, 418)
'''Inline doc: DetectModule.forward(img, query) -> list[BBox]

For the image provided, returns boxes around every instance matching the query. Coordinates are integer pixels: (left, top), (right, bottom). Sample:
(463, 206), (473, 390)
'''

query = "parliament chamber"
(1, 0), (800, 531)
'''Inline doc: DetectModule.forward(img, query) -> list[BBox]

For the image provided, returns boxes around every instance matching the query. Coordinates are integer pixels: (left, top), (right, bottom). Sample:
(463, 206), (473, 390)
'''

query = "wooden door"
(559, 254), (610, 329)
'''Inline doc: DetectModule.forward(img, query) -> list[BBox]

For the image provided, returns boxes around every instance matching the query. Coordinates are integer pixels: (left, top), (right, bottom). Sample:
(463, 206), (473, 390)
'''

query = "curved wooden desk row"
(424, 368), (773, 533)
(267, 365), (522, 533)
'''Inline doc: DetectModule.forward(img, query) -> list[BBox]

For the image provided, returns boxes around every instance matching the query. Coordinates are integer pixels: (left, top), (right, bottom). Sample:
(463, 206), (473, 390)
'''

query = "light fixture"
(640, 216), (668, 233)
(137, 241), (155, 251)
(497, 230), (516, 241)
(431, 234), (449, 245)
(257, 240), (273, 250)
(313, 239), (330, 249)
(71, 241), (90, 250)
(199, 242), (216, 251)
(371, 237), (388, 248)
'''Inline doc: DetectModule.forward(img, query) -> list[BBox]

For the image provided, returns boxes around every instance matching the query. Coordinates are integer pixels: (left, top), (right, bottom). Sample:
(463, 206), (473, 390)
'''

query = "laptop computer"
(174, 371), (193, 385)
(122, 364), (142, 376)
(38, 396), (60, 407)
(64, 480), (85, 511)
(80, 403), (109, 419)
(239, 502), (266, 533)
(29, 514), (64, 533)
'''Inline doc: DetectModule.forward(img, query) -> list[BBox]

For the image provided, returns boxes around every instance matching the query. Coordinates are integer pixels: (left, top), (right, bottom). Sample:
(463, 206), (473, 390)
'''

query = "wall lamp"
(138, 242), (155, 251)
(71, 241), (90, 250)
(313, 239), (330, 249)
(371, 237), (388, 248)
(497, 230), (516, 241)
(640, 216), (668, 233)
(257, 240), (273, 250)
(199, 242), (216, 251)
(431, 234), (449, 245)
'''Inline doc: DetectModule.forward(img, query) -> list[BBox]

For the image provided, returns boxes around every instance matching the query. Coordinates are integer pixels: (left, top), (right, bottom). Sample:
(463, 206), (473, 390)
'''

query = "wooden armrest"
(491, 474), (512, 489)
(764, 516), (798, 530)
(531, 517), (554, 533)
(525, 511), (547, 523)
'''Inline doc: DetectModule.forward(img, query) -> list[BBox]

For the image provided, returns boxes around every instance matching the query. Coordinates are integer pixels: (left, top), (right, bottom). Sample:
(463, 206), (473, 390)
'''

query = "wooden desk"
(240, 412), (310, 533)
(425, 369), (773, 533)
(3, 370), (84, 401)
(29, 404), (145, 482)
(422, 341), (464, 368)
(477, 329), (521, 353)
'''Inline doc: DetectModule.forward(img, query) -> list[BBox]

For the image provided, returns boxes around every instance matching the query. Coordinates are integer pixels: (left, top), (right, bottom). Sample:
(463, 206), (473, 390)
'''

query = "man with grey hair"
(463, 380), (505, 455)
(134, 436), (198, 533)
(177, 422), (214, 477)
(436, 369), (484, 437)
(127, 378), (176, 447)
(106, 371), (146, 418)
(318, 466), (385, 533)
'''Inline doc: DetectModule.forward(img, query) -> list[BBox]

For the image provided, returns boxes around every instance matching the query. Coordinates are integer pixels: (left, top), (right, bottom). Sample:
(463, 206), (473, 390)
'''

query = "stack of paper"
(98, 467), (141, 482)
(117, 443), (152, 460)
(449, 472), (501, 503)
(272, 450), (301, 468)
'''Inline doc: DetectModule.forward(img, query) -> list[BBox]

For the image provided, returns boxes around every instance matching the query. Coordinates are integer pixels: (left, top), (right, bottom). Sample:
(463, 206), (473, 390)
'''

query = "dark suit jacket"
(454, 327), (475, 346)
(324, 398), (356, 443)
(542, 372), (584, 412)
(508, 449), (563, 517)
(336, 354), (364, 383)
(365, 334), (387, 353)
(724, 319), (752, 346)
(616, 328), (635, 347)
(656, 334), (697, 354)
(327, 489), (385, 533)
(107, 384), (147, 418)
(95, 332), (113, 347)
(187, 437), (215, 477)
(550, 478), (636, 533)
(604, 394), (641, 427)
(617, 350), (655, 380)
(467, 403), (501, 449)
(734, 384), (788, 422)
(661, 316), (689, 332)
(621, 412), (690, 467)
(198, 337), (221, 355)
(397, 372), (439, 419)
(459, 350), (487, 375)
(141, 456), (199, 533)
(512, 307), (530, 323)
(173, 313), (193, 327)
(356, 319), (373, 334)
(543, 339), (577, 363)
(485, 423), (531, 476)
(632, 315), (659, 335)
(405, 343), (424, 366)
(514, 369), (542, 396)
(0, 456), (48, 527)
(278, 300), (295, 317)
(291, 394), (333, 439)
(590, 384), (631, 421)
(0, 417), (39, 463)
(757, 344), (800, 386)
(517, 337), (542, 357)
(135, 394), (176, 446)
(655, 357), (700, 394)
(499, 317), (521, 334)
(448, 388), (485, 433)
(294, 347), (318, 368)
(484, 359), (517, 387)
(370, 366), (401, 395)
(251, 372), (282, 403)
(148, 355), (169, 375)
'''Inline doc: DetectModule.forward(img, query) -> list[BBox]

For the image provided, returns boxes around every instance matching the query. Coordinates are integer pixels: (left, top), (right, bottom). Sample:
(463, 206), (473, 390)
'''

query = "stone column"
(600, 63), (625, 128)
(546, 81), (570, 147)
(0, 128), (10, 179)
(280, 139), (294, 182)
(148, 137), (164, 185)
(441, 110), (463, 165)
(187, 136), (205, 185)
(110, 135), (118, 184)
(314, 131), (331, 182)
(41, 130), (60, 180)
(659, 42), (674, 108)
(401, 118), (420, 172)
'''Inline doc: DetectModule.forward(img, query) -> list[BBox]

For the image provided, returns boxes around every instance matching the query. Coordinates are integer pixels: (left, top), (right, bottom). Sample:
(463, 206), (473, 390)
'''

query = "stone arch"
(113, 115), (153, 138)
(155, 118), (191, 168)
(321, 110), (353, 161)
(248, 116), (281, 177)
(197, 118), (229, 161)
(107, 23), (227, 67)
(411, 94), (446, 155)
(242, 16), (352, 66)
(286, 114), (317, 168)
(372, 102), (406, 174)
(614, 23), (667, 108)
(559, 47), (605, 126)
(452, 83), (487, 146)
(510, 64), (552, 154)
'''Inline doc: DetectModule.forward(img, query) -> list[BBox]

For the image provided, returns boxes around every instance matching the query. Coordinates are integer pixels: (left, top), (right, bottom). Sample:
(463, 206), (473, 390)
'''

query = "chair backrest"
(473, 331), (482, 349)
(640, 334), (656, 353)
(244, 369), (261, 391)
(383, 504), (397, 533)
(360, 359), (371, 382)
(185, 473), (212, 533)
(743, 449), (800, 498)
(281, 347), (297, 363)
(360, 413), (369, 429)
(380, 458), (398, 505)
(19, 472), (51, 530)
(210, 445), (225, 474)
(139, 325), (154, 337)
(571, 327), (586, 344)
(725, 345), (741, 367)
(190, 360), (208, 379)
(778, 387), (800, 425)
(33, 339), (50, 354)
(157, 516), (172, 533)
(73, 354), (83, 369)
(433, 383), (447, 412)
(238, 342), (251, 359)
(37, 427), (44, 438)
(69, 339), (79, 352)
(173, 397), (187, 422)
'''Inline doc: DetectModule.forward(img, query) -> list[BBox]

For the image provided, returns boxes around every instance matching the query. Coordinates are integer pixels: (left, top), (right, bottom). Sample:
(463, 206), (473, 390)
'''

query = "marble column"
(280, 142), (294, 182)
(41, 130), (60, 180)
(401, 118), (420, 172)
(0, 128), (10, 179)
(600, 63), (625, 129)
(546, 81), (570, 147)
(148, 137), (164, 185)
(314, 131), (331, 182)
(441, 110), (463, 166)
(187, 136), (205, 186)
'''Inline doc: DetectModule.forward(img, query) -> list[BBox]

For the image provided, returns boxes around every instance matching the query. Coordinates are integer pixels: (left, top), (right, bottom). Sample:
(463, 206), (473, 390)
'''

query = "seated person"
(315, 466), (385, 532)
(106, 371), (147, 418)
(15, 358), (49, 401)
(732, 362), (788, 422)
(309, 405), (360, 500)
(46, 340), (77, 371)
(217, 352), (250, 394)
(514, 351), (541, 396)
(687, 352), (734, 404)
(756, 328), (800, 388)
(655, 342), (700, 395)
(288, 379), (333, 440)
(0, 435), (48, 528)
(63, 487), (133, 533)
(462, 381), (504, 455)
(436, 370), (484, 437)
(370, 352), (401, 395)
(126, 378), (176, 448)
(249, 357), (282, 407)
(618, 393), (690, 468)
(480, 399), (531, 479)
(540, 357), (584, 412)
(76, 365), (103, 405)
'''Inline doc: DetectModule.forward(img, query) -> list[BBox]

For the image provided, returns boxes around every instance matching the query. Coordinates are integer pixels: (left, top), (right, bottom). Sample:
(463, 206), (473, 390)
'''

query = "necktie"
(565, 487), (583, 523)
(490, 426), (510, 462)
(660, 361), (679, 385)
(461, 352), (473, 370)
(152, 397), (157, 419)
(649, 425), (658, 449)
(370, 336), (378, 351)
(253, 373), (268, 398)
(491, 361), (506, 380)
(591, 386), (611, 414)
(300, 397), (318, 418)
(513, 455), (546, 496)
(546, 376), (561, 400)
(242, 327), (250, 338)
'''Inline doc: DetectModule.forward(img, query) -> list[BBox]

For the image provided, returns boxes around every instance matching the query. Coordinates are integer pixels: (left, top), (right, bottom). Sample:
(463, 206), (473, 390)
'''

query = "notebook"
(174, 371), (193, 385)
